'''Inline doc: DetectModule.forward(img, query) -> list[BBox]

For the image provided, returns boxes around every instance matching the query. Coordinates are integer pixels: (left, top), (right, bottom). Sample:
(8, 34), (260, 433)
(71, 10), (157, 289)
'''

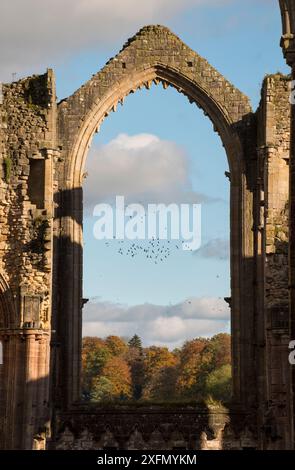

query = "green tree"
(201, 333), (231, 372)
(195, 333), (231, 396)
(128, 334), (143, 350)
(91, 376), (114, 402)
(81, 337), (111, 400)
(126, 338), (144, 400)
(205, 364), (232, 402)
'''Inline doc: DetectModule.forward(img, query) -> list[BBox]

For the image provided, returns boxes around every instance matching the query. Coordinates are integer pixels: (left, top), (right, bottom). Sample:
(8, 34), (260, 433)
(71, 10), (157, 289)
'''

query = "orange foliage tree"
(81, 333), (232, 403)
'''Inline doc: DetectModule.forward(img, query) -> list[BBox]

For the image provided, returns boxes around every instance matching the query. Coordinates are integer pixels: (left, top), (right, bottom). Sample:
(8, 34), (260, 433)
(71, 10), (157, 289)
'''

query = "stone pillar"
(0, 329), (50, 449)
(256, 74), (293, 448)
(280, 0), (295, 448)
(290, 62), (295, 450)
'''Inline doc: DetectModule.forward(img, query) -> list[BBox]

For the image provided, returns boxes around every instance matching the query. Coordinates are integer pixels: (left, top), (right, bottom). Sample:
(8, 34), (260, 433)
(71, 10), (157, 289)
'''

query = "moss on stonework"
(3, 156), (12, 183)
(264, 72), (291, 81)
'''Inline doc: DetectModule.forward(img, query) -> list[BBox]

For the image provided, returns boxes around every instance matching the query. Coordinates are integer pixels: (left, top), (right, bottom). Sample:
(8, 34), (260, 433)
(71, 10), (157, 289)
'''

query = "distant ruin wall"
(51, 406), (257, 451)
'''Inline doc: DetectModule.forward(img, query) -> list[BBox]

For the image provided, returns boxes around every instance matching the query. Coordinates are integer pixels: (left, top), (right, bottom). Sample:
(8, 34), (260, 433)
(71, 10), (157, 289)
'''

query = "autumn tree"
(81, 333), (232, 404)
(176, 338), (209, 399)
(105, 335), (128, 357)
(175, 334), (232, 401)
(99, 356), (132, 401)
(200, 333), (231, 373)
(142, 346), (179, 400)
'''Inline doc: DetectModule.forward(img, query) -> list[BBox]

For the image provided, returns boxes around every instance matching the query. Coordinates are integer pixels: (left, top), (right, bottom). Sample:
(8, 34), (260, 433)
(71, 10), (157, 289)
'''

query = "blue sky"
(0, 0), (288, 347)
(83, 86), (230, 304)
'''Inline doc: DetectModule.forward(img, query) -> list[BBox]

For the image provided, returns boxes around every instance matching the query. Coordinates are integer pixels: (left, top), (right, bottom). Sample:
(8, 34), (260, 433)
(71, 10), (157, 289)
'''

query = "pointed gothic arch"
(55, 25), (256, 409)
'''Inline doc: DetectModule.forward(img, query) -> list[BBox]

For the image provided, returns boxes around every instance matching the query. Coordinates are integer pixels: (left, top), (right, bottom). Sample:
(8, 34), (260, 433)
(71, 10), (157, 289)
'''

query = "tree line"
(82, 333), (231, 404)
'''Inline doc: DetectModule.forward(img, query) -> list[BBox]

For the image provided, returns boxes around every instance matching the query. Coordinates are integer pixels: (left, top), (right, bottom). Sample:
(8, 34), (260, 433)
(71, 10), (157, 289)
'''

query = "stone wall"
(0, 71), (56, 327)
(51, 405), (256, 451)
(279, 0), (295, 446)
(257, 73), (292, 448)
(0, 71), (56, 449)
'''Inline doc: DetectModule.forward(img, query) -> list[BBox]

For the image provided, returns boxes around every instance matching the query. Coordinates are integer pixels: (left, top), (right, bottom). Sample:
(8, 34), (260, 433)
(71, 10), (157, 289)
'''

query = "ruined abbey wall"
(0, 20), (293, 450)
(0, 72), (56, 449)
(256, 74), (292, 447)
(52, 406), (256, 451)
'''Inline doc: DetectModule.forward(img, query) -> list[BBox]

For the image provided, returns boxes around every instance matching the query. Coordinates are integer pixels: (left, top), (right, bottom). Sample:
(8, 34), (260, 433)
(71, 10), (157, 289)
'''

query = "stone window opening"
(28, 158), (45, 209)
(57, 25), (255, 419)
(81, 79), (232, 405)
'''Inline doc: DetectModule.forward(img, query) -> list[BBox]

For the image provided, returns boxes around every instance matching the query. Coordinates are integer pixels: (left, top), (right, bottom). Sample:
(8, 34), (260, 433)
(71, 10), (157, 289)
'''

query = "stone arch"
(58, 25), (252, 188)
(55, 25), (256, 407)
(126, 428), (146, 450)
(69, 65), (245, 187)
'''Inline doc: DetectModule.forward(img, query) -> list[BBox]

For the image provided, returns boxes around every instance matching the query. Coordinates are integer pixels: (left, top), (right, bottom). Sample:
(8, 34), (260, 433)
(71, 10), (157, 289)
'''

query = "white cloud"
(195, 238), (229, 260)
(0, 0), (232, 81)
(146, 317), (228, 344)
(83, 296), (229, 322)
(82, 296), (230, 348)
(84, 133), (216, 209)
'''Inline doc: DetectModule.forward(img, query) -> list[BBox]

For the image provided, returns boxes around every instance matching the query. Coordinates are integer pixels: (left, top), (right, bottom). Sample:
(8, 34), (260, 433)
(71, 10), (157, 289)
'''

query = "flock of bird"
(103, 239), (222, 281)
(104, 238), (191, 264)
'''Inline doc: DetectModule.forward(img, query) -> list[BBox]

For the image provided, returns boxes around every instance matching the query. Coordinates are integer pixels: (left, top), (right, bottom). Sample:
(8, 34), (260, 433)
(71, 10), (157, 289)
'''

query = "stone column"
(280, 0), (295, 449)
(0, 329), (50, 449)
(290, 62), (295, 449)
